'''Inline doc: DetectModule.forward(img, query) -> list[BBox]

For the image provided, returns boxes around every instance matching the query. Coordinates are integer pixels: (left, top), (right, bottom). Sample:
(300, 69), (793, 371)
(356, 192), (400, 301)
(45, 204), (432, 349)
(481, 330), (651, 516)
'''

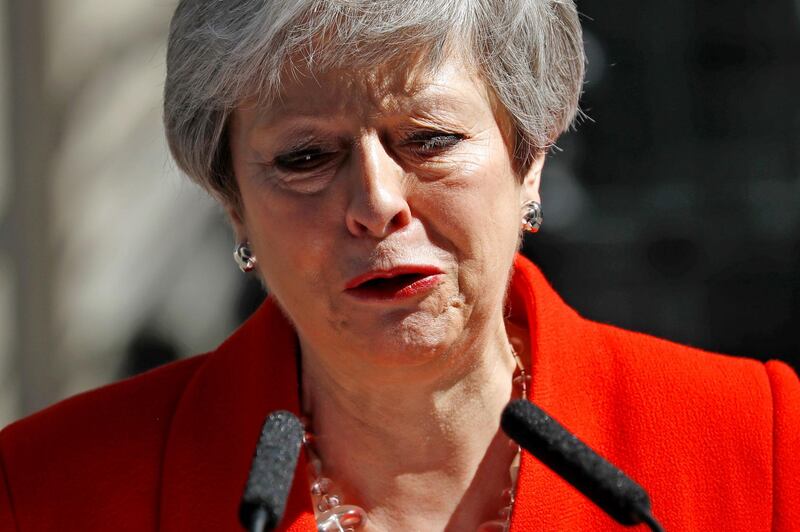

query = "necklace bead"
(316, 504), (367, 532)
(311, 478), (333, 496)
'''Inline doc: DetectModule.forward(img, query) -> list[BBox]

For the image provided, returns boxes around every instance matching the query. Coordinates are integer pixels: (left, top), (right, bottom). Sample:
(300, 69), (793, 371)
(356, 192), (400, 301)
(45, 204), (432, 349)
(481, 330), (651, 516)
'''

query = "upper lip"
(344, 265), (444, 290)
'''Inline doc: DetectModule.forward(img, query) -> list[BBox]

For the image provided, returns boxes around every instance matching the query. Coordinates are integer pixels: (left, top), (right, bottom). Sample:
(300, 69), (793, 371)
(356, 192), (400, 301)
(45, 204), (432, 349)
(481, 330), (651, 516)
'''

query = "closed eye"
(403, 131), (464, 155)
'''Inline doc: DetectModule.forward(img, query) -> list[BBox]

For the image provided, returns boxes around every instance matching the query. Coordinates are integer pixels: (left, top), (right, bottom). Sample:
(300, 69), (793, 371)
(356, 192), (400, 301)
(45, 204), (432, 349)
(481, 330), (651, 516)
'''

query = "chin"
(350, 304), (467, 367)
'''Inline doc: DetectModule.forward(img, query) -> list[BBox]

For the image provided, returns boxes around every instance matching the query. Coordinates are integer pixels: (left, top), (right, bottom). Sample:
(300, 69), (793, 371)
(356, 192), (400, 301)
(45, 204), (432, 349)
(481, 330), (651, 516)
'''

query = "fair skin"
(228, 56), (543, 531)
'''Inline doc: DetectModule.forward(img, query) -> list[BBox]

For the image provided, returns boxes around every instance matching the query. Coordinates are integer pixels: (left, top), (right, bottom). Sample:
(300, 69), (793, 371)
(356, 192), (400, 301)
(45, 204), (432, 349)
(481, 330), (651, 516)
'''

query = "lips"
(345, 266), (444, 300)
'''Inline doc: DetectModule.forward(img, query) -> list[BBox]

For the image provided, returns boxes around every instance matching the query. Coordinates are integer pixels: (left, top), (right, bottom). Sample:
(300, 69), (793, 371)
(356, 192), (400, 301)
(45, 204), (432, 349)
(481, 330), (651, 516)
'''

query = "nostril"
(345, 200), (411, 238)
(348, 219), (370, 237)
(389, 208), (411, 230)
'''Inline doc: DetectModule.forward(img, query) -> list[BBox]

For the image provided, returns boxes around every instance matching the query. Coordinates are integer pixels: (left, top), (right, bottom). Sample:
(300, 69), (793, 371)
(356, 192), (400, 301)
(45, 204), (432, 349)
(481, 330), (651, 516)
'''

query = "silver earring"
(233, 242), (257, 273)
(521, 200), (543, 233)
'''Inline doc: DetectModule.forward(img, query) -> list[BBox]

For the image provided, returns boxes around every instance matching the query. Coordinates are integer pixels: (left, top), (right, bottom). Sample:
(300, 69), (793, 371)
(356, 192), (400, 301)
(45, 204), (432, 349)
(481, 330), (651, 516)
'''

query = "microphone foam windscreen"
(501, 399), (652, 526)
(239, 410), (304, 531)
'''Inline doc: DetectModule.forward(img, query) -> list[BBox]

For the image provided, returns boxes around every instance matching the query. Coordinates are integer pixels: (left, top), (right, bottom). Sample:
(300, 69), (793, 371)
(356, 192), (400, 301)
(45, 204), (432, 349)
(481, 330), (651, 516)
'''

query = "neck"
(299, 315), (523, 531)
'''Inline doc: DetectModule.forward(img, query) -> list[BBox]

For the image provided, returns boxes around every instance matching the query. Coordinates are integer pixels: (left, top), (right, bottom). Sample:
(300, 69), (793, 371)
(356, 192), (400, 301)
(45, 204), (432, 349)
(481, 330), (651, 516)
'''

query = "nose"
(344, 133), (411, 238)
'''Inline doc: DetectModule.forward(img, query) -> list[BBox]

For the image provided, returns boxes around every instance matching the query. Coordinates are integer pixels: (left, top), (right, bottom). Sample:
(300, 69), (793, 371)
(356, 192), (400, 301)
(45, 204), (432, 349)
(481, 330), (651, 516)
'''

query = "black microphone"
(501, 399), (664, 531)
(239, 410), (304, 532)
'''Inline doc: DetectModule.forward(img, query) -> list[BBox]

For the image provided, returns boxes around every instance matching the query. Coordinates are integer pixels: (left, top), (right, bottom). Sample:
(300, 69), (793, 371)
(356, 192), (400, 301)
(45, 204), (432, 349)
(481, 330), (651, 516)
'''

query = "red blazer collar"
(159, 300), (315, 531)
(159, 254), (613, 531)
(507, 255), (621, 529)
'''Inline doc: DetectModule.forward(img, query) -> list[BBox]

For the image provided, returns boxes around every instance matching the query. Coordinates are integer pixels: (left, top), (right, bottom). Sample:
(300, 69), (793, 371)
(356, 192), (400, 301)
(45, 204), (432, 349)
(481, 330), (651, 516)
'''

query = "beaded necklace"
(300, 340), (529, 532)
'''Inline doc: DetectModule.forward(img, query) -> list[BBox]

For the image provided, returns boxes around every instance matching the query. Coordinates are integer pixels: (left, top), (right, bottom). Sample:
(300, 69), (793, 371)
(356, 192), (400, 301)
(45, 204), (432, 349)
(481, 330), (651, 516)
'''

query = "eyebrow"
(244, 114), (347, 148)
(246, 83), (479, 142)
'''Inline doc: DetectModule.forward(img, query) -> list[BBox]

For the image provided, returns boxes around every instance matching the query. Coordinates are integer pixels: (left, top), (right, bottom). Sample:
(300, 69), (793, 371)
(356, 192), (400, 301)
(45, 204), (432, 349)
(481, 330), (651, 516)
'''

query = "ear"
(519, 153), (545, 204)
(225, 203), (248, 243)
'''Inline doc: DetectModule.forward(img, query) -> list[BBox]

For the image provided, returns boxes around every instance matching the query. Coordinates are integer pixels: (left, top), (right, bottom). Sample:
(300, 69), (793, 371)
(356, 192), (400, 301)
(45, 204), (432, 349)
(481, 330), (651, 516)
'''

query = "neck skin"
(299, 312), (526, 532)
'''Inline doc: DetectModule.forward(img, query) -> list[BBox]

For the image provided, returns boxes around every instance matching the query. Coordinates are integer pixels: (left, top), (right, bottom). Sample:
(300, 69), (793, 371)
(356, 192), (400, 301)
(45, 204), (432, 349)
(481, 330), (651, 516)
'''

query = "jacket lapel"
(508, 254), (624, 530)
(159, 297), (316, 531)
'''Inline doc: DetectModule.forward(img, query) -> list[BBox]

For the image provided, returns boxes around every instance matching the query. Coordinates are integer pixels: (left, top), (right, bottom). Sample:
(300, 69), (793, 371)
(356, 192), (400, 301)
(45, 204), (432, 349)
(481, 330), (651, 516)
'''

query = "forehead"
(240, 56), (493, 128)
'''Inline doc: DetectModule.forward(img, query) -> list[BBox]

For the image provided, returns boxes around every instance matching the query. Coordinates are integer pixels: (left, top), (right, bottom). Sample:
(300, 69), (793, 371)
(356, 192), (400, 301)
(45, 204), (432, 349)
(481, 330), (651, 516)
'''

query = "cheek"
(413, 157), (521, 308)
(241, 174), (341, 253)
(240, 191), (340, 309)
(413, 157), (520, 254)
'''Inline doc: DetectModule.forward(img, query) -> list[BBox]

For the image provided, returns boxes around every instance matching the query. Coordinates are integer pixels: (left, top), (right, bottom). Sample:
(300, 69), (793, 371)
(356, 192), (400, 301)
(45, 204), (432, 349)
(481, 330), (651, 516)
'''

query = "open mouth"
(345, 268), (443, 300)
(356, 273), (427, 290)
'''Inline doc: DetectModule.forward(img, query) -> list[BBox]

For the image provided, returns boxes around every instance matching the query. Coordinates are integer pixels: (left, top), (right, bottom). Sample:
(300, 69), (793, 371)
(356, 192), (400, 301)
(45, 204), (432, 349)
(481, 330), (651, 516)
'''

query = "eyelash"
(273, 147), (338, 172)
(403, 131), (464, 154)
(272, 131), (464, 173)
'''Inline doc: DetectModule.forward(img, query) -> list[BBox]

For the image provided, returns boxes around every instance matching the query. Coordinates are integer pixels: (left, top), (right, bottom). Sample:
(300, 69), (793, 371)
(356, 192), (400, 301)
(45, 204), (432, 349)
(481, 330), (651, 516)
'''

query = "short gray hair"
(164, 0), (585, 207)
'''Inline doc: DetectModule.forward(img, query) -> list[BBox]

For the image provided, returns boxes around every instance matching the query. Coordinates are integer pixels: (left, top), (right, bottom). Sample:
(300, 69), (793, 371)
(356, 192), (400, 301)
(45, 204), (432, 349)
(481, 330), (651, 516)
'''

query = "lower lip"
(345, 274), (444, 301)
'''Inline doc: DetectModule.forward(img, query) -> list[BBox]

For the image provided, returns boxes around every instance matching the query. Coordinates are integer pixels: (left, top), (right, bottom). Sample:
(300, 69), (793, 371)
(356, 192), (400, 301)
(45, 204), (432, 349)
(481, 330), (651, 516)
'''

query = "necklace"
(301, 339), (529, 532)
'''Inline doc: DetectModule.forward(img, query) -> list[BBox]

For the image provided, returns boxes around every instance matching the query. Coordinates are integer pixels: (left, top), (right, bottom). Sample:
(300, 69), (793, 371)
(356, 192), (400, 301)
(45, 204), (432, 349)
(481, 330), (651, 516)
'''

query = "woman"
(1, 1), (797, 531)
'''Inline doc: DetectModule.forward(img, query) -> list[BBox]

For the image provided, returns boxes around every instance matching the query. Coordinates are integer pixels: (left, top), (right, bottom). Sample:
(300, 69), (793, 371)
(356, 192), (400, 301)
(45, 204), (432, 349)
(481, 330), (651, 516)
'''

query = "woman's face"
(228, 56), (542, 367)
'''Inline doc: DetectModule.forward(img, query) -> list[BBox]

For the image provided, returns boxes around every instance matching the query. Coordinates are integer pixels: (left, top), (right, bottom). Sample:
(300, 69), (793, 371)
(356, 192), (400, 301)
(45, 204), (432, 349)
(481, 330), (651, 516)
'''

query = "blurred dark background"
(526, 0), (799, 367)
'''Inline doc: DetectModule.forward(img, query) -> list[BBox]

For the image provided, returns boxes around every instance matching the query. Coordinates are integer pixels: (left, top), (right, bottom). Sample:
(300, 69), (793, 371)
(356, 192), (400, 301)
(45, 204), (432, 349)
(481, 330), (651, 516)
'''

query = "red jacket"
(1, 255), (798, 531)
